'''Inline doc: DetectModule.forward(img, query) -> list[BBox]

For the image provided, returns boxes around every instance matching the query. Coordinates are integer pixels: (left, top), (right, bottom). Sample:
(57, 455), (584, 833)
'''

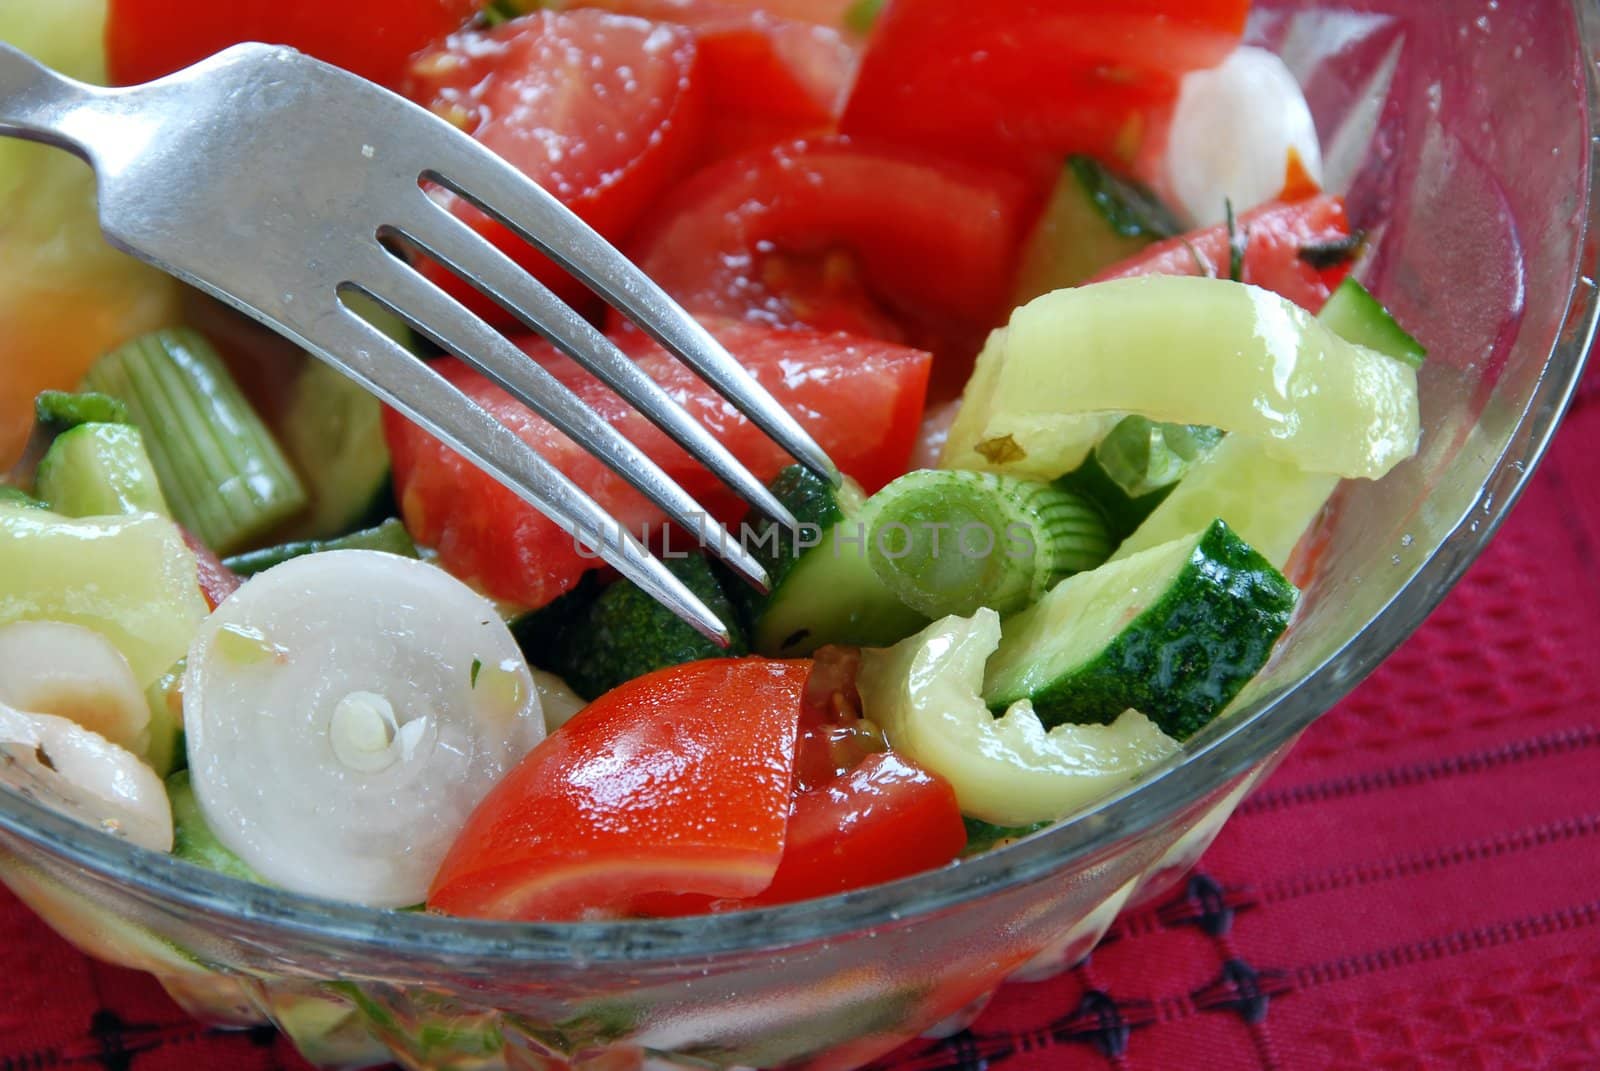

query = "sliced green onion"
(221, 518), (417, 577)
(863, 470), (1111, 618)
(83, 328), (307, 554)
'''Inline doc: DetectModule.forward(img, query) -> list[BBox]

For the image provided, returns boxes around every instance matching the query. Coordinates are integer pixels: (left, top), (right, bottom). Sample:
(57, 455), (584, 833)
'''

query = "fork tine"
(307, 308), (733, 644)
(387, 193), (798, 530)
(417, 151), (839, 486)
(351, 254), (772, 592)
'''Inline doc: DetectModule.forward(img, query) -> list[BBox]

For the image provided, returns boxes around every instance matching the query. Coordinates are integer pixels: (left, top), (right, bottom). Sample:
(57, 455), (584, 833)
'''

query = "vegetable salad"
(0, 0), (1422, 920)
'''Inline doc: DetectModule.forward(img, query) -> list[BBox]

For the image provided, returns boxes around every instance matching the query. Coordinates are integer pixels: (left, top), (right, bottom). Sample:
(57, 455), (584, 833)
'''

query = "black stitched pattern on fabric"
(1153, 872), (1255, 937)
(1192, 958), (1293, 1026)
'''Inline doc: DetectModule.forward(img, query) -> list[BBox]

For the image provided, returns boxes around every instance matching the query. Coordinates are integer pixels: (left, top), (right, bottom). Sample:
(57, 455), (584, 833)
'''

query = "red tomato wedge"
(384, 318), (931, 609)
(565, 0), (857, 158)
(105, 0), (479, 88)
(1091, 194), (1356, 313)
(402, 11), (707, 320)
(840, 0), (1250, 174)
(623, 137), (1038, 388)
(747, 752), (966, 906)
(428, 659), (810, 921)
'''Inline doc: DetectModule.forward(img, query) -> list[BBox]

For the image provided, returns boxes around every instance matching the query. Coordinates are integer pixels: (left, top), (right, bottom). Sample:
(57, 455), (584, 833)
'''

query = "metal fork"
(0, 42), (838, 643)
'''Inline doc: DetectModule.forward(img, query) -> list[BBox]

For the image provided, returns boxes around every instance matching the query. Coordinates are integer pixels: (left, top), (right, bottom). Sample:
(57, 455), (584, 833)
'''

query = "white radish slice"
(0, 621), (150, 753)
(531, 669), (586, 733)
(0, 703), (174, 852)
(183, 550), (545, 907)
(1162, 46), (1324, 227)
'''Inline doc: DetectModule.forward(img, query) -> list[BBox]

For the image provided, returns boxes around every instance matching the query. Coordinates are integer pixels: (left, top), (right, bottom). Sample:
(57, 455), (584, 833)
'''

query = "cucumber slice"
(858, 610), (1181, 827)
(862, 469), (1110, 617)
(0, 486), (44, 510)
(983, 519), (1297, 741)
(35, 422), (171, 518)
(527, 554), (749, 702)
(221, 517), (417, 577)
(0, 504), (209, 688)
(167, 770), (264, 883)
(1055, 417), (1223, 541)
(276, 358), (393, 541)
(33, 390), (130, 436)
(1112, 434), (1339, 571)
(1316, 277), (1427, 368)
(941, 276), (1421, 481)
(736, 466), (927, 656)
(1013, 155), (1180, 304)
(142, 661), (185, 778)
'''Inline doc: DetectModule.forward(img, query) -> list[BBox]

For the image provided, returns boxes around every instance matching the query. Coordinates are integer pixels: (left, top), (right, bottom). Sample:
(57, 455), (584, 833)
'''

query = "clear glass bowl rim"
(0, 1), (1596, 968)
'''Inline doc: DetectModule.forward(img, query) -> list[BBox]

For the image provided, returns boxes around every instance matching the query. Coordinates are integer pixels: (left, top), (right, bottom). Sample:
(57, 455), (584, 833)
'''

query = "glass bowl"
(2, 2), (1595, 1068)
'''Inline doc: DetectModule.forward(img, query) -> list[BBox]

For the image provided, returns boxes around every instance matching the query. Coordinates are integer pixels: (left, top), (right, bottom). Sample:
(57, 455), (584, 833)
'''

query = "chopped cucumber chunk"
(276, 359), (393, 541)
(1112, 434), (1339, 570)
(0, 504), (208, 688)
(1317, 277), (1426, 368)
(858, 610), (1181, 827)
(35, 422), (170, 518)
(983, 519), (1297, 741)
(862, 469), (1110, 617)
(1013, 155), (1180, 304)
(83, 328), (308, 554)
(526, 554), (749, 702)
(942, 276), (1421, 481)
(736, 466), (927, 656)
(1056, 416), (1223, 541)
(33, 390), (130, 436)
(221, 518), (417, 577)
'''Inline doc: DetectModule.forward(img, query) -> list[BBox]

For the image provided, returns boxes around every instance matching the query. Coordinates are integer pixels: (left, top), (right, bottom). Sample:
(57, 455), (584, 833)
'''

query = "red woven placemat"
(5, 370), (1600, 1070)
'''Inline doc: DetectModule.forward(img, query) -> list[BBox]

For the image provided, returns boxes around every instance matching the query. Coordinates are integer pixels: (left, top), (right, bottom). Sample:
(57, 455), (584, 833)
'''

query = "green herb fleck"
(843, 0), (886, 34)
(470, 658), (483, 689)
(1224, 199), (1247, 283)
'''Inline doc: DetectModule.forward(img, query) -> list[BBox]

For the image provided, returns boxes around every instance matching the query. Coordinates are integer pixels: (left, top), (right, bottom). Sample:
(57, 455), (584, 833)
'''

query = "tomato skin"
(429, 658), (810, 921)
(180, 528), (241, 611)
(402, 11), (708, 320)
(385, 318), (931, 609)
(1091, 194), (1355, 313)
(747, 752), (966, 906)
(840, 0), (1249, 173)
(565, 0), (856, 158)
(623, 137), (1038, 380)
(105, 0), (480, 88)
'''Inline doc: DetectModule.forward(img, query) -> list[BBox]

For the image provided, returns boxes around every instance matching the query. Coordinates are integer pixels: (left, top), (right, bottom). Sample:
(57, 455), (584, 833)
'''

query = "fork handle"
(0, 42), (101, 158)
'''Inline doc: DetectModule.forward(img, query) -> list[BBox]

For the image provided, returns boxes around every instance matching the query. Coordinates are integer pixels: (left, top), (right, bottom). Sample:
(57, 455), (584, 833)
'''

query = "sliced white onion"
(1162, 46), (1324, 227)
(0, 702), (173, 852)
(0, 621), (150, 753)
(531, 669), (586, 733)
(183, 550), (546, 907)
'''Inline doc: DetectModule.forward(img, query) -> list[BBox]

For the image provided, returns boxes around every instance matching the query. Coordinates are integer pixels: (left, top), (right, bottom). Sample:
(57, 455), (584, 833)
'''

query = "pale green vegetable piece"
(0, 504), (208, 688)
(857, 609), (1181, 827)
(941, 276), (1420, 481)
(1111, 434), (1340, 570)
